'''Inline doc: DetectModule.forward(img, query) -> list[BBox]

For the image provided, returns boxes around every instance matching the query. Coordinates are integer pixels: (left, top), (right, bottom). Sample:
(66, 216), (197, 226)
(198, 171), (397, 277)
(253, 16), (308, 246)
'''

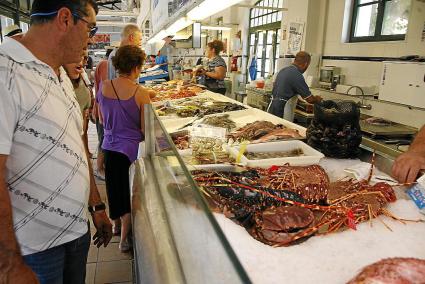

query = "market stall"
(131, 82), (425, 284)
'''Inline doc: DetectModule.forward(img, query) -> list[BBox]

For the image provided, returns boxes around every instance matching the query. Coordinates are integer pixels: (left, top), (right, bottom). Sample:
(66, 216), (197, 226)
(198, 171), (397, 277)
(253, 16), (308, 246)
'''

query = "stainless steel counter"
(361, 136), (408, 159)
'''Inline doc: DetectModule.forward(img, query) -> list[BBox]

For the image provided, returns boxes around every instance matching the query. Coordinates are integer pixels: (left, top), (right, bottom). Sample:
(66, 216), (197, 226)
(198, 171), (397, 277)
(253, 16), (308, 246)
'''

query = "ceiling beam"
(96, 0), (122, 10)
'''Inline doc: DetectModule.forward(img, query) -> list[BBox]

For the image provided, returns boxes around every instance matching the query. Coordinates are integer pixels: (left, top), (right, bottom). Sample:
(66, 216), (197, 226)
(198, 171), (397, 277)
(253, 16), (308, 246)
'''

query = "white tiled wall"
(321, 59), (383, 87)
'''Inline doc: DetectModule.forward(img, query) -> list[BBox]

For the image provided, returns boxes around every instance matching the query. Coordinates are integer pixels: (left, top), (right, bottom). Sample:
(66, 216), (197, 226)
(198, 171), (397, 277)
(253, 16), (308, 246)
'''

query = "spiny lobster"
(193, 155), (419, 247)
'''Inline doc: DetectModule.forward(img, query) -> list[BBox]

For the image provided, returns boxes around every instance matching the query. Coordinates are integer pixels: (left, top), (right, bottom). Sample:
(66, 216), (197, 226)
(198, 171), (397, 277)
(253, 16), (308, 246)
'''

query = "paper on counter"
(344, 162), (398, 185)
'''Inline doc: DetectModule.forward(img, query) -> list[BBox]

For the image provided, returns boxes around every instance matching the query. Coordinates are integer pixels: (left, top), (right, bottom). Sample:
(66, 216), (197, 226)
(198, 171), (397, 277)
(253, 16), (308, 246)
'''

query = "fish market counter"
(130, 90), (425, 284)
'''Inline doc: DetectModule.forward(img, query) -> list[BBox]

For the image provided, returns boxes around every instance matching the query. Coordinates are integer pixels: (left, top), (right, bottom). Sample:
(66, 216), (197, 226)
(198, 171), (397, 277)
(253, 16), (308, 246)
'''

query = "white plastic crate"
(229, 140), (324, 168)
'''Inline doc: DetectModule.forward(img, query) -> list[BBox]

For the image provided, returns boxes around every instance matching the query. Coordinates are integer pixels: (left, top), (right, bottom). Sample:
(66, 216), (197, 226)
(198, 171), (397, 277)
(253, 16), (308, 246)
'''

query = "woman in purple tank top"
(97, 46), (156, 252)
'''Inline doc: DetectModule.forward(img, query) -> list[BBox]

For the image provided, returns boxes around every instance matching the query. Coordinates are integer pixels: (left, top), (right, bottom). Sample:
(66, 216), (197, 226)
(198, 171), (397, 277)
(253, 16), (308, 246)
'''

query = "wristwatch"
(88, 202), (106, 214)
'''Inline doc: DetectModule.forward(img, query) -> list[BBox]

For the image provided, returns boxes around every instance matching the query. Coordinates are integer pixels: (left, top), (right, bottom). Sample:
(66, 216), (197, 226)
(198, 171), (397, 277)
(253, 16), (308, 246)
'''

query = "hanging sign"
(287, 22), (304, 55)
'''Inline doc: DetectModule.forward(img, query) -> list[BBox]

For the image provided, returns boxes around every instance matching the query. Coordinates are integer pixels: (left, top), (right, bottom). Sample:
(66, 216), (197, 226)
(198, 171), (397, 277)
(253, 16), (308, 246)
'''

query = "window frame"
(248, 0), (283, 79)
(350, 0), (409, 43)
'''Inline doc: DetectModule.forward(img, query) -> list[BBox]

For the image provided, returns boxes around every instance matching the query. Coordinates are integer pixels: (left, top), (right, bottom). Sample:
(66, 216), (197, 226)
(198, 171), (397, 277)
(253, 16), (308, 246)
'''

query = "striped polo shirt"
(0, 39), (90, 255)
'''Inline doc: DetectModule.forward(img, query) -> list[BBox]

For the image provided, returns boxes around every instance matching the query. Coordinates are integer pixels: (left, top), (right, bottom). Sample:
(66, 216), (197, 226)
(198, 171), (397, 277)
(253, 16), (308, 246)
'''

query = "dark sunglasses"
(30, 10), (98, 38)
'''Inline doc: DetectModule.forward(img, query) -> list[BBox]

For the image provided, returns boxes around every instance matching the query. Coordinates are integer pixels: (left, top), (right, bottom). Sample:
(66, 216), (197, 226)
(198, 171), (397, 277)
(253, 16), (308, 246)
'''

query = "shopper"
(197, 40), (227, 95)
(82, 49), (94, 85)
(0, 1), (112, 283)
(392, 126), (425, 183)
(97, 45), (155, 252)
(267, 51), (322, 122)
(93, 48), (113, 179)
(108, 24), (142, 80)
(64, 57), (93, 157)
(147, 54), (157, 67)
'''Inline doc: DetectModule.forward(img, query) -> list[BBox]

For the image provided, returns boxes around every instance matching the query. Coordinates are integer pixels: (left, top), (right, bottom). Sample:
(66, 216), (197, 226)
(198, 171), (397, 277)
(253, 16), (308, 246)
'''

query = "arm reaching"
(305, 95), (323, 104)
(392, 126), (425, 183)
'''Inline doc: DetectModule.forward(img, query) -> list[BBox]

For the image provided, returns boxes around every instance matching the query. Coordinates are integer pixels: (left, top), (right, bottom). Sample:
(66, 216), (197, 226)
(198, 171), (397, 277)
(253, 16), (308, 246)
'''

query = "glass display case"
(130, 103), (424, 284)
(130, 105), (251, 284)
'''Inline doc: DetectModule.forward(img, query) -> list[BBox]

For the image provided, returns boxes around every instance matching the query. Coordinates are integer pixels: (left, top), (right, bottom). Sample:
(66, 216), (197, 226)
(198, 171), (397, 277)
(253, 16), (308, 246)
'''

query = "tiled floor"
(86, 124), (134, 284)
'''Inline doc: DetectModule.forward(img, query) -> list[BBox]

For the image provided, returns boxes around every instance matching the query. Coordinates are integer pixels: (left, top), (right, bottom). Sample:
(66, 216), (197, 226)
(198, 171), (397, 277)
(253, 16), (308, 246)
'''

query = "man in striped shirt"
(0, 1), (112, 283)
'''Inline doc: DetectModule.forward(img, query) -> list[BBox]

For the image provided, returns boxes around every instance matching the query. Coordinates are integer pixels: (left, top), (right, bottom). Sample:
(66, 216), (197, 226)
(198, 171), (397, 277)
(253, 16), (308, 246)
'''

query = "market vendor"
(392, 126), (425, 183)
(154, 36), (174, 77)
(196, 40), (227, 95)
(268, 51), (322, 122)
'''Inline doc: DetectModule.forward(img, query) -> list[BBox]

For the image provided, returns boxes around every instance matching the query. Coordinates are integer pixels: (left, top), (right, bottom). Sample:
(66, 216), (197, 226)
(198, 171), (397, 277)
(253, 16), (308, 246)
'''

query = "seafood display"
(147, 81), (205, 102)
(151, 89), (197, 102)
(143, 80), (425, 280)
(251, 128), (302, 143)
(157, 98), (246, 118)
(261, 165), (330, 203)
(184, 152), (235, 165)
(200, 114), (236, 131)
(245, 148), (304, 160)
(227, 121), (279, 142)
(307, 100), (362, 159)
(170, 131), (190, 150)
(191, 136), (224, 153)
(228, 121), (303, 143)
(364, 117), (393, 126)
(183, 134), (234, 165)
(347, 258), (425, 284)
(193, 159), (407, 247)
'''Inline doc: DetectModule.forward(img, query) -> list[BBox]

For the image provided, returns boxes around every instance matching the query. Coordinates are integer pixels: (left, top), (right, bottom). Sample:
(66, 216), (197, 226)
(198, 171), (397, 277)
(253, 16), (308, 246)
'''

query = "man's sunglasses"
(30, 11), (98, 38)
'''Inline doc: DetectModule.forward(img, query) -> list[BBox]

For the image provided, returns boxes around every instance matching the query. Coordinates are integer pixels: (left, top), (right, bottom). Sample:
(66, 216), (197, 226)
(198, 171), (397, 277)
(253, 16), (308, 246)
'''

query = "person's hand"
(149, 90), (157, 99)
(91, 211), (112, 248)
(392, 150), (425, 183)
(315, 96), (323, 103)
(198, 68), (207, 76)
(6, 261), (39, 284)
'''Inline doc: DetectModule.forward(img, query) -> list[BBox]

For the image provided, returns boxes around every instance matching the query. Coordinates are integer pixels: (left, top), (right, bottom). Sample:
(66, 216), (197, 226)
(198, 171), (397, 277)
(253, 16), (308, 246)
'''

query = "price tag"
(190, 125), (227, 140)
(236, 142), (248, 164)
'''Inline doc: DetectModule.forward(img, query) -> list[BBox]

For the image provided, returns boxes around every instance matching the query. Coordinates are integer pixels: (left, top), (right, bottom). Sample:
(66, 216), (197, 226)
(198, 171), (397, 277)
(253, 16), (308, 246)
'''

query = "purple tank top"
(97, 83), (143, 162)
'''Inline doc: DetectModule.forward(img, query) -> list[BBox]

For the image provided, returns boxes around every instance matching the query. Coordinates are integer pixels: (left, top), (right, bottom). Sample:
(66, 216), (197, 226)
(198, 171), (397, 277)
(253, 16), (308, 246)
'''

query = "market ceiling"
(96, 0), (122, 10)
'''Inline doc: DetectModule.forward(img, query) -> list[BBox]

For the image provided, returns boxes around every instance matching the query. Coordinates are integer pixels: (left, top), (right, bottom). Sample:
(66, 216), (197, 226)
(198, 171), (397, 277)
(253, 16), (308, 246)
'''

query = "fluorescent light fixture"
(201, 25), (232, 31)
(187, 0), (245, 21)
(166, 17), (193, 35)
(192, 23), (201, 48)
